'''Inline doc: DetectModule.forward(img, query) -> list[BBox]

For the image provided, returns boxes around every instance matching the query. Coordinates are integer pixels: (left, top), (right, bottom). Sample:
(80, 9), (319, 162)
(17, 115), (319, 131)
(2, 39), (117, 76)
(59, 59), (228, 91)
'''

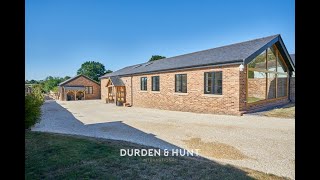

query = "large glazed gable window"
(267, 46), (277, 71)
(277, 73), (288, 97)
(247, 72), (266, 103)
(247, 45), (289, 103)
(152, 76), (160, 91)
(204, 71), (222, 95)
(140, 77), (147, 91)
(175, 74), (187, 93)
(248, 50), (266, 69)
(277, 55), (288, 73)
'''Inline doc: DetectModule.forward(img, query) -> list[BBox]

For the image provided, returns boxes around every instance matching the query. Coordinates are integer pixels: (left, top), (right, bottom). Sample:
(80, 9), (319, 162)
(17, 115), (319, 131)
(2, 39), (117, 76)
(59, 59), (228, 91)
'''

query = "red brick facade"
(101, 64), (291, 115)
(59, 75), (101, 101)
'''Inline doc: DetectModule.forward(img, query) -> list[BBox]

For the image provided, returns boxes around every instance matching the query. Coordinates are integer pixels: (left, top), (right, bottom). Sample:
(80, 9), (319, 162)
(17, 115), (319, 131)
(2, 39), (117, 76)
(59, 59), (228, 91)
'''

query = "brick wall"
(121, 77), (132, 104)
(121, 65), (242, 115)
(100, 78), (109, 101)
(290, 77), (295, 102)
(247, 79), (267, 99)
(247, 78), (282, 100)
(60, 76), (101, 100)
(101, 65), (291, 115)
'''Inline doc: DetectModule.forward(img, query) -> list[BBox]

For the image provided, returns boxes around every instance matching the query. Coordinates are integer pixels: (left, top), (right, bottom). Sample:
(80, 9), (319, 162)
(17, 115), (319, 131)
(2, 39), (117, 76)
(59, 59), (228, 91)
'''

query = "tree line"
(26, 55), (166, 93)
(26, 61), (111, 93)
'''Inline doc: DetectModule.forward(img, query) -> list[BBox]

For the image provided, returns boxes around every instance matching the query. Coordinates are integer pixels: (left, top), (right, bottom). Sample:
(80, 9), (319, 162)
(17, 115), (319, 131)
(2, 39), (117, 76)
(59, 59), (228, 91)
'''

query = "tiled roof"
(290, 54), (295, 65)
(101, 34), (294, 78)
(59, 74), (100, 86)
(110, 76), (125, 86)
(63, 86), (86, 91)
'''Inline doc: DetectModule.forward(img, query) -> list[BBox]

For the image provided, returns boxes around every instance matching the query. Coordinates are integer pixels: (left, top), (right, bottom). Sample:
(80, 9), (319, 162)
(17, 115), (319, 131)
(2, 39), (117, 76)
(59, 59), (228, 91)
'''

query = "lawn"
(247, 97), (263, 103)
(262, 103), (295, 118)
(25, 131), (288, 180)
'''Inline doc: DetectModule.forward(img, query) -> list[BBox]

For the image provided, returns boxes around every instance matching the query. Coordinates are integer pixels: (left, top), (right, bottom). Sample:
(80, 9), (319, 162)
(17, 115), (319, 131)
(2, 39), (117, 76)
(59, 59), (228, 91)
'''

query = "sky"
(26, 0), (295, 80)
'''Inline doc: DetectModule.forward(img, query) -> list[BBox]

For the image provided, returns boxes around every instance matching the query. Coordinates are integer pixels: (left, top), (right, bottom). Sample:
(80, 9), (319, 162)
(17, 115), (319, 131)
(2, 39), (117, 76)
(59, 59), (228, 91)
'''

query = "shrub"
(51, 86), (59, 93)
(25, 91), (44, 129)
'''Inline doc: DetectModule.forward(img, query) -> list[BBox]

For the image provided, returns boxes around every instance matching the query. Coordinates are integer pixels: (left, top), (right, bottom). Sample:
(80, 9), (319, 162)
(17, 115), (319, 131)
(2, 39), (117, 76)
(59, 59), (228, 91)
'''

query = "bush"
(25, 92), (44, 129)
(51, 86), (59, 93)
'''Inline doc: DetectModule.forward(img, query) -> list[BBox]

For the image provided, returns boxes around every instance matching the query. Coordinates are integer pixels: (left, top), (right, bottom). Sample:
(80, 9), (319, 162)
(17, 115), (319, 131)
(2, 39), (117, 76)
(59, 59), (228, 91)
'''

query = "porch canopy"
(64, 86), (86, 91)
(109, 76), (125, 86)
(106, 76), (125, 104)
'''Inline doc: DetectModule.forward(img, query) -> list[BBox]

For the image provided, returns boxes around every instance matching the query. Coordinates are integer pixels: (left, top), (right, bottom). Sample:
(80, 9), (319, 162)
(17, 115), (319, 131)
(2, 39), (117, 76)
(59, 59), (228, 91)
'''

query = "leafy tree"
(51, 86), (59, 93)
(77, 61), (111, 81)
(105, 70), (113, 74)
(25, 79), (39, 84)
(26, 75), (71, 93)
(148, 55), (166, 62)
(42, 76), (64, 93)
(63, 76), (71, 81)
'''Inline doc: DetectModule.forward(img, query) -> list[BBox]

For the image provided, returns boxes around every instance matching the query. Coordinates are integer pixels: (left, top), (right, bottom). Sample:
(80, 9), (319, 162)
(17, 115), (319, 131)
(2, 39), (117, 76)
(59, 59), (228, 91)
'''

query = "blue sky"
(26, 0), (295, 80)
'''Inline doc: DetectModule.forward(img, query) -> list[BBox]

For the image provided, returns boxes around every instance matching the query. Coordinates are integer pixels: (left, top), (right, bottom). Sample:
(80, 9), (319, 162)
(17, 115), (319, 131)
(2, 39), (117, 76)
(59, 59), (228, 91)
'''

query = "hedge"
(25, 88), (44, 129)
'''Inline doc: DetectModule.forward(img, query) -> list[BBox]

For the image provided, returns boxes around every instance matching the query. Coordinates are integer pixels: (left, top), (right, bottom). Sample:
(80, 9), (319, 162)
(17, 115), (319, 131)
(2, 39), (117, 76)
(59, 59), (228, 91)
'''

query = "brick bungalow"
(58, 75), (101, 101)
(100, 34), (295, 115)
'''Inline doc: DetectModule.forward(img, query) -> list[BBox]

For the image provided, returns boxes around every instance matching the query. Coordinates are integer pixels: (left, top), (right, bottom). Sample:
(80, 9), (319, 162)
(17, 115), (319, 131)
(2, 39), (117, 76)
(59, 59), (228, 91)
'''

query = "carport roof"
(59, 74), (100, 86)
(63, 86), (86, 91)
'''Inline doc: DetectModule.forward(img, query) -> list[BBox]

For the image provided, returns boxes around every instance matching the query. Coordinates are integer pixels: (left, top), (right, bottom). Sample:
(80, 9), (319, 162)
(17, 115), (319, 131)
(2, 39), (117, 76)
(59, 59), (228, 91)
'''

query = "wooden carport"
(63, 86), (86, 101)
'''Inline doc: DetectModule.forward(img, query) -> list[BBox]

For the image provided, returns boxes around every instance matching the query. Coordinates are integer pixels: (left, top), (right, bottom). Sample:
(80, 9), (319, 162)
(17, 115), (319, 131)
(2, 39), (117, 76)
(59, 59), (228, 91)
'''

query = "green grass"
(247, 97), (263, 103)
(262, 103), (295, 119)
(25, 131), (288, 180)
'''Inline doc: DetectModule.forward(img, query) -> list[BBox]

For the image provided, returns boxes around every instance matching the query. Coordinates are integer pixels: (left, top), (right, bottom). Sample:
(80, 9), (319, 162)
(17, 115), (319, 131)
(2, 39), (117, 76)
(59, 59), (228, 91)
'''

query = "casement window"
(85, 86), (93, 94)
(204, 71), (222, 95)
(175, 74), (187, 93)
(140, 77), (147, 91)
(152, 76), (160, 91)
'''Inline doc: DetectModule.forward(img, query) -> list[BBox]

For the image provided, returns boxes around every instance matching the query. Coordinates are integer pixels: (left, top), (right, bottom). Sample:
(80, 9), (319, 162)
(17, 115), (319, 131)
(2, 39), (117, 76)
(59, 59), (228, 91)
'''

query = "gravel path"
(32, 100), (295, 179)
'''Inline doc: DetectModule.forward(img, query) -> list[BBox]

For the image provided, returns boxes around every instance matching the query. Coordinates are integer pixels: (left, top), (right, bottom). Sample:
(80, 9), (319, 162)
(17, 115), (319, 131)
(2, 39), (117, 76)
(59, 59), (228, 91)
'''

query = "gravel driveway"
(32, 100), (295, 179)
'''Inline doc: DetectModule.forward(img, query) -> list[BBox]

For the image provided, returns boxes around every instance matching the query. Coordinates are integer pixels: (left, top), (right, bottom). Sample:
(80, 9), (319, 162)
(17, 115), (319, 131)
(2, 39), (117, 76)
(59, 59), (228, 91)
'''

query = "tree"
(51, 86), (59, 93)
(77, 61), (111, 81)
(63, 76), (71, 81)
(25, 79), (39, 84)
(148, 55), (166, 62)
(105, 69), (113, 74)
(42, 76), (64, 93)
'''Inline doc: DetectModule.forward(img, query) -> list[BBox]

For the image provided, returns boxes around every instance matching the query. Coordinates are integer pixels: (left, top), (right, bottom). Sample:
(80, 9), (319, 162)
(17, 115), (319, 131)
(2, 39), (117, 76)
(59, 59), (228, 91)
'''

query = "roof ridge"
(147, 34), (279, 63)
(58, 74), (81, 86)
(59, 74), (100, 86)
(100, 34), (285, 78)
(115, 34), (279, 69)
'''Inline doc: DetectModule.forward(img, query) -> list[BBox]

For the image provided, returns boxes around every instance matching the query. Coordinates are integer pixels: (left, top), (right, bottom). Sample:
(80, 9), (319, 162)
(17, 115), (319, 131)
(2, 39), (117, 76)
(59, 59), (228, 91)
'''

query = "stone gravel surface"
(32, 100), (295, 179)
